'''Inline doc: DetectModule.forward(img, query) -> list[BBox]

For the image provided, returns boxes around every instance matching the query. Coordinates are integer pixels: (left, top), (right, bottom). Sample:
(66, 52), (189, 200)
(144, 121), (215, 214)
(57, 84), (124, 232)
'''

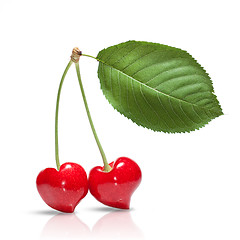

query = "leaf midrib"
(98, 58), (215, 114)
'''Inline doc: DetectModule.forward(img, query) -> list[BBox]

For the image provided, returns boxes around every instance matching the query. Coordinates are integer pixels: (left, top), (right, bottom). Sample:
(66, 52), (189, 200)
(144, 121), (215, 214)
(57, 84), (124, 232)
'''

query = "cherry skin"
(36, 162), (88, 213)
(88, 157), (142, 209)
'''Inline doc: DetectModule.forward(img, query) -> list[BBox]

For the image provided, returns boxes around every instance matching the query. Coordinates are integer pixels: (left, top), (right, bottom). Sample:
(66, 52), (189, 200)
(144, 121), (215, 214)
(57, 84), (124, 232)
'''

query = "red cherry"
(88, 157), (142, 209)
(36, 162), (88, 213)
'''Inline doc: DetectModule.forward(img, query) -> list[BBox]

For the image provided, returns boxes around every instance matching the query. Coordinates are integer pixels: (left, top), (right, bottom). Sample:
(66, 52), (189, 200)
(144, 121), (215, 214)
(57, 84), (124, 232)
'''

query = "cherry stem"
(55, 60), (73, 170)
(75, 61), (112, 172)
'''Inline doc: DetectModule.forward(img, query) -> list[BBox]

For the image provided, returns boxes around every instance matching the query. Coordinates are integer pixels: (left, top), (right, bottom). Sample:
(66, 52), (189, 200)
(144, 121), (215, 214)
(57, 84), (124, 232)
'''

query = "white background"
(0, 0), (239, 239)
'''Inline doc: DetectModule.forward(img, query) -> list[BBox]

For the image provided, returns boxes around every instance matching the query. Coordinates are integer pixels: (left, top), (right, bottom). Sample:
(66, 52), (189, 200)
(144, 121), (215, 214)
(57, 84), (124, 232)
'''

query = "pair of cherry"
(36, 49), (141, 213)
(36, 157), (141, 213)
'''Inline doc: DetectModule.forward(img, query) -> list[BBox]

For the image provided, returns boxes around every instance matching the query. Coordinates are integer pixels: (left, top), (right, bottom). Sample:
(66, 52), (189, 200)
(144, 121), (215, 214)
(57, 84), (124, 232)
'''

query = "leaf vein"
(110, 67), (113, 95)
(154, 74), (210, 91)
(191, 105), (204, 121)
(179, 101), (198, 125)
(156, 93), (179, 128)
(118, 71), (122, 107)
(110, 45), (142, 66)
(121, 49), (159, 72)
(139, 84), (170, 129)
(131, 79), (151, 125)
(133, 61), (189, 80)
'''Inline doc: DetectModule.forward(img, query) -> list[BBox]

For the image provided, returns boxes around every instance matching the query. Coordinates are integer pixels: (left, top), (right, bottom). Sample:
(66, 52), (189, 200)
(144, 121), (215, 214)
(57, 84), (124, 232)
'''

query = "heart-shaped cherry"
(36, 162), (88, 213)
(88, 157), (142, 209)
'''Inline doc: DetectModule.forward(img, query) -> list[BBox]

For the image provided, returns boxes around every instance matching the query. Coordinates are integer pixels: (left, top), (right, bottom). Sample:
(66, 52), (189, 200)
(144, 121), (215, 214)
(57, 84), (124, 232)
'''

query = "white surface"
(0, 0), (239, 239)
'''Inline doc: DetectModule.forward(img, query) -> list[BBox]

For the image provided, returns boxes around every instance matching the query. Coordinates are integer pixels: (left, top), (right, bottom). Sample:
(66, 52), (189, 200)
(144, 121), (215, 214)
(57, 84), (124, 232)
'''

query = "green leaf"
(97, 40), (223, 133)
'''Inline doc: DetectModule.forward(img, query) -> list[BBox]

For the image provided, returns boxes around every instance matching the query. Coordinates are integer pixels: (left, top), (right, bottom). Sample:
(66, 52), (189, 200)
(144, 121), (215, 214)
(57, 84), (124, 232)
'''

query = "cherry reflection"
(92, 210), (144, 239)
(41, 213), (90, 239)
(40, 210), (144, 239)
